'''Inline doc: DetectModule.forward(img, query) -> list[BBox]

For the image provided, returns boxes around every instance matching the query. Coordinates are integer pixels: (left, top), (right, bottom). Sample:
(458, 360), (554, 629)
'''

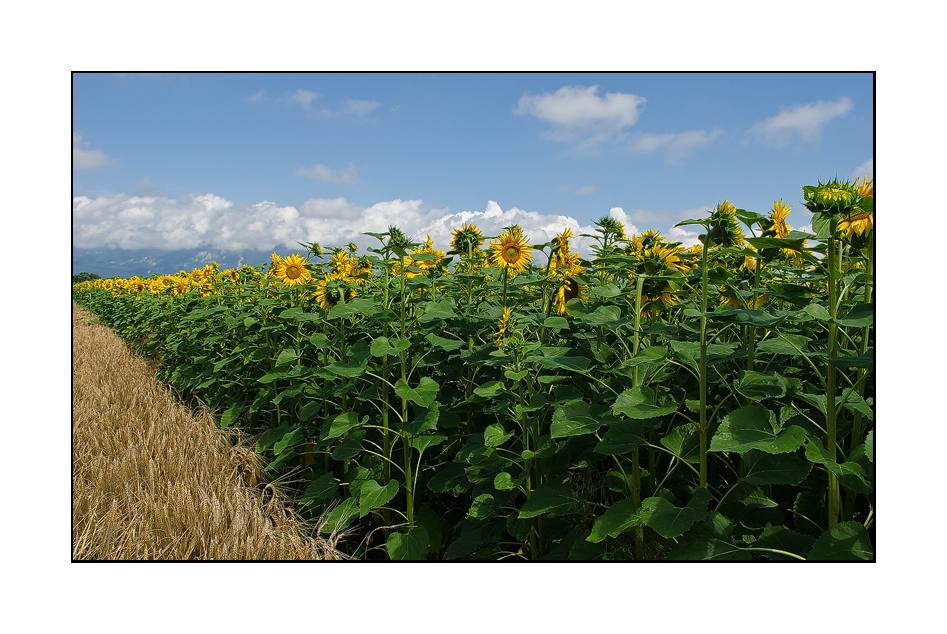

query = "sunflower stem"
(826, 232), (841, 528)
(699, 236), (710, 489)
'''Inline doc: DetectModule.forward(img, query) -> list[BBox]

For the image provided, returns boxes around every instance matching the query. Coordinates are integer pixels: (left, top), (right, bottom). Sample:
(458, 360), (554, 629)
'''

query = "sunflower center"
(505, 246), (520, 261)
(286, 265), (301, 279)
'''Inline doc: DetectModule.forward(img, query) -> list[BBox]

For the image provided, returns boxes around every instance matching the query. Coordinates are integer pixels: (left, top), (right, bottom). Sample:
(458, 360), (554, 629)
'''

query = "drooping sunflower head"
(490, 225), (533, 273)
(274, 253), (312, 287)
(451, 222), (485, 255)
(707, 200), (746, 248)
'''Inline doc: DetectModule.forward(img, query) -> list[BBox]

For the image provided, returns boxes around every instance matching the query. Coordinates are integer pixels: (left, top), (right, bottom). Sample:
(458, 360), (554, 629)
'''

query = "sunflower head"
(315, 272), (357, 311)
(803, 178), (860, 216)
(595, 216), (626, 241)
(386, 225), (415, 253)
(707, 200), (746, 248)
(763, 199), (792, 239)
(493, 306), (514, 349)
(451, 222), (485, 255)
(274, 253), (312, 287)
(490, 225), (533, 273)
(854, 175), (873, 198)
(412, 235), (446, 271)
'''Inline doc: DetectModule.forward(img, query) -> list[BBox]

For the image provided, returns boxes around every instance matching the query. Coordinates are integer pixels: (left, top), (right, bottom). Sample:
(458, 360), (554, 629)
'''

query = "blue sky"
(73, 72), (873, 259)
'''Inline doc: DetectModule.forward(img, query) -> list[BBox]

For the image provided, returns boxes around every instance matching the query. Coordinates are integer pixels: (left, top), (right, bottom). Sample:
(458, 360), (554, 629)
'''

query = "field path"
(72, 302), (345, 560)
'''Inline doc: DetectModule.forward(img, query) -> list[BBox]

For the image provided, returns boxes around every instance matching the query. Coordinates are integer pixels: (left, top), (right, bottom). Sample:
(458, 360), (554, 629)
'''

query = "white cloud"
(630, 127), (725, 160)
(575, 185), (597, 195)
(72, 133), (114, 170)
(343, 99), (381, 116)
(516, 85), (647, 149)
(748, 98), (854, 146)
(73, 193), (720, 259)
(294, 162), (361, 184)
(851, 158), (873, 181)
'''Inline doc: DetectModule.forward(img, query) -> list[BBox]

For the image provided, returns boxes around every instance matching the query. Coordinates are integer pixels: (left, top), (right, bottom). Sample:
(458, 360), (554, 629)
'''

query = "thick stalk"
(699, 238), (710, 489)
(826, 233), (840, 528)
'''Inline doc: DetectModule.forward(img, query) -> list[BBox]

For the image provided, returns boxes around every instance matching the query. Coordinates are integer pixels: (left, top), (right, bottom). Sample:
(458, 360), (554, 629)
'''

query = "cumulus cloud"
(748, 98), (854, 146)
(294, 162), (361, 184)
(73, 132), (115, 170)
(515, 85), (647, 150)
(73, 192), (716, 259)
(630, 127), (725, 161)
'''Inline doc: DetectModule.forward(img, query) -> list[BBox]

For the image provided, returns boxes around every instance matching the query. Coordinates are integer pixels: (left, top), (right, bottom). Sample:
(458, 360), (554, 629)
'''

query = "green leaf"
(425, 333), (464, 351)
(274, 426), (306, 456)
(417, 300), (457, 323)
(504, 368), (528, 381)
(587, 497), (642, 543)
(321, 497), (359, 535)
(370, 336), (411, 358)
(410, 433), (448, 453)
(802, 303), (831, 322)
(639, 497), (695, 539)
(398, 401), (440, 435)
(735, 370), (787, 401)
(473, 380), (506, 398)
(746, 236), (811, 252)
(310, 332), (330, 348)
(494, 472), (523, 491)
(358, 480), (400, 518)
(620, 345), (667, 368)
(804, 440), (873, 495)
(484, 423), (516, 447)
(468, 493), (497, 519)
(594, 419), (648, 455)
(683, 308), (786, 327)
(324, 412), (368, 440)
(327, 297), (376, 320)
(827, 353), (874, 369)
(300, 399), (321, 422)
(589, 284), (621, 298)
(753, 524), (816, 561)
(518, 477), (582, 519)
(533, 356), (591, 372)
(330, 436), (363, 461)
(710, 405), (807, 454)
(395, 376), (439, 407)
(386, 526), (430, 560)
(300, 473), (339, 506)
(612, 386), (677, 419)
(543, 316), (569, 329)
(756, 334), (811, 357)
(666, 536), (751, 561)
(551, 400), (609, 439)
(836, 303), (873, 327)
(581, 304), (623, 325)
(741, 451), (812, 486)
(220, 401), (245, 428)
(807, 522), (873, 560)
(865, 431), (873, 462)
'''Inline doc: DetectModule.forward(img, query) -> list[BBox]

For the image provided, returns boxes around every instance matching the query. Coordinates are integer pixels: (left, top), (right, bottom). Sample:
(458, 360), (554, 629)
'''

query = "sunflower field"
(73, 177), (874, 560)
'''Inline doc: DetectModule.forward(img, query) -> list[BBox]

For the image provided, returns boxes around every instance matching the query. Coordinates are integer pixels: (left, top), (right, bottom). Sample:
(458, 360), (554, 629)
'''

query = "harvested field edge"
(72, 302), (348, 560)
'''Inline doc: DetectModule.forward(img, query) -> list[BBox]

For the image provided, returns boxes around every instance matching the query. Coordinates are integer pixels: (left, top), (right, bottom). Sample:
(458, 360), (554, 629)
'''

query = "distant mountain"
(72, 247), (292, 279)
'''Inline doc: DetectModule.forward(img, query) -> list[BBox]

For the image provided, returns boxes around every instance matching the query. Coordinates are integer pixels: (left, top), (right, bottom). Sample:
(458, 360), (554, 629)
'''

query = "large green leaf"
(533, 356), (591, 372)
(551, 400), (610, 439)
(807, 522), (873, 560)
(580, 304), (624, 325)
(358, 479), (400, 518)
(804, 440), (873, 495)
(735, 370), (788, 401)
(395, 376), (439, 407)
(370, 336), (411, 358)
(752, 524), (816, 561)
(417, 300), (457, 323)
(620, 345), (667, 369)
(397, 401), (440, 435)
(741, 451), (812, 486)
(327, 297), (376, 320)
(386, 526), (430, 560)
(612, 386), (677, 419)
(640, 488), (712, 539)
(594, 419), (648, 455)
(484, 423), (516, 447)
(468, 493), (497, 519)
(300, 473), (339, 506)
(587, 497), (642, 543)
(665, 511), (751, 561)
(424, 333), (465, 351)
(756, 333), (811, 357)
(836, 303), (873, 327)
(325, 358), (368, 377)
(518, 477), (582, 519)
(683, 308), (786, 327)
(710, 405), (807, 454)
(324, 412), (369, 440)
(274, 426), (306, 456)
(321, 497), (359, 535)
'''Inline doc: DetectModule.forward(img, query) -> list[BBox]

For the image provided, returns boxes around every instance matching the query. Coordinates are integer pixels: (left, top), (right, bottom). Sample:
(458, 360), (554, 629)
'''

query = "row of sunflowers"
(74, 177), (873, 560)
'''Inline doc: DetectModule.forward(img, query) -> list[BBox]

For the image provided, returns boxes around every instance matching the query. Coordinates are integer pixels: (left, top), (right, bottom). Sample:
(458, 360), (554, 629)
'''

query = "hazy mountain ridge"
(72, 247), (291, 279)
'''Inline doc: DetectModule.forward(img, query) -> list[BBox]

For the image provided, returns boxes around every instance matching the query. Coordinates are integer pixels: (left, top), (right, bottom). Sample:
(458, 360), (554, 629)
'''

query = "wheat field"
(72, 302), (346, 560)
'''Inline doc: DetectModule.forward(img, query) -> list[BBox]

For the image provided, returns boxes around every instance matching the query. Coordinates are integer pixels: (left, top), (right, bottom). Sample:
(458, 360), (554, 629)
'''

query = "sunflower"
(314, 272), (357, 311)
(493, 306), (513, 349)
(451, 222), (485, 254)
(766, 199), (792, 239)
(803, 178), (860, 217)
(172, 277), (191, 296)
(708, 200), (746, 248)
(549, 228), (586, 316)
(490, 225), (533, 273)
(273, 253), (311, 287)
(411, 235), (446, 271)
(837, 176), (874, 239)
